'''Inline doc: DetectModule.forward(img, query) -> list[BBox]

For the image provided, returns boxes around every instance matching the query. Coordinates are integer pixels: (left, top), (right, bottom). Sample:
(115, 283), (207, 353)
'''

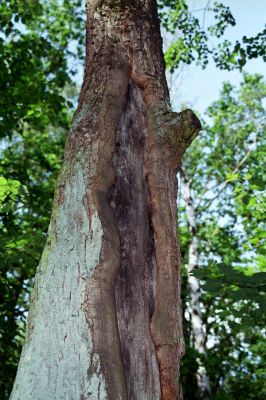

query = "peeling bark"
(10, 1), (201, 399)
(110, 81), (160, 399)
(180, 168), (211, 400)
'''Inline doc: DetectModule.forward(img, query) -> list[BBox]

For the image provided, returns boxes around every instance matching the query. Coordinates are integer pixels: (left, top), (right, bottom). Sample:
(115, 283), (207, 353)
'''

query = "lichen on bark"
(10, 1), (201, 399)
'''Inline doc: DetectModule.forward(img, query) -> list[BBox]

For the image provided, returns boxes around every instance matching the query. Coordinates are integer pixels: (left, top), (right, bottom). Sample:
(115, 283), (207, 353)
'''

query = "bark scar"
(131, 68), (201, 399)
(131, 66), (201, 158)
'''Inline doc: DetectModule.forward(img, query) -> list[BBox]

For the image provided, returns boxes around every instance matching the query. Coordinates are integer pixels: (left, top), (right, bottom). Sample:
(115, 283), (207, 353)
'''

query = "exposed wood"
(111, 81), (160, 399)
(10, 2), (201, 399)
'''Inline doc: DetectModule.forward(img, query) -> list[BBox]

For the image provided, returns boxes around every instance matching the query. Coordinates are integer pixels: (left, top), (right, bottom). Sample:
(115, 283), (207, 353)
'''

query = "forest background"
(0, 1), (265, 399)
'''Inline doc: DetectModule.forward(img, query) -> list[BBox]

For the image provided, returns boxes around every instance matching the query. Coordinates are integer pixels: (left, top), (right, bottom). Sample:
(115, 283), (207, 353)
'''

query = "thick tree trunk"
(10, 1), (200, 399)
(180, 168), (211, 399)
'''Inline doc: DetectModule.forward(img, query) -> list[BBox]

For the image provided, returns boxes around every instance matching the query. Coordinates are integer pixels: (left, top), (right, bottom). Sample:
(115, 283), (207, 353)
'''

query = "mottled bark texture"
(10, 1), (201, 399)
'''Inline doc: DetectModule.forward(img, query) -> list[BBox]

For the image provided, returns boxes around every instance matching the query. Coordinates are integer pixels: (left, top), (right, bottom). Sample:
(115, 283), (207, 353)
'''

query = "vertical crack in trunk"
(109, 73), (201, 399)
(130, 66), (201, 398)
(110, 81), (161, 400)
(10, 2), (202, 399)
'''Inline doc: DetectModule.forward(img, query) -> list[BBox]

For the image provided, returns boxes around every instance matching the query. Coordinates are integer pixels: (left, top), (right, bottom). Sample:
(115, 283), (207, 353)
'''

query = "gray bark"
(10, 1), (201, 399)
(180, 167), (211, 399)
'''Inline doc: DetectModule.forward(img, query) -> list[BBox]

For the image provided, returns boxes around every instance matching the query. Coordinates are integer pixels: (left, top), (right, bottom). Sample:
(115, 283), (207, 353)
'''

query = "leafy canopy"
(158, 0), (266, 71)
(180, 74), (266, 399)
(0, 1), (265, 399)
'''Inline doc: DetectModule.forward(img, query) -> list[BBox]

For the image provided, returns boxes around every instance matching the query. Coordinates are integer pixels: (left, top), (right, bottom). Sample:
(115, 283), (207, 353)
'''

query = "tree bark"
(10, 1), (200, 399)
(180, 168), (211, 399)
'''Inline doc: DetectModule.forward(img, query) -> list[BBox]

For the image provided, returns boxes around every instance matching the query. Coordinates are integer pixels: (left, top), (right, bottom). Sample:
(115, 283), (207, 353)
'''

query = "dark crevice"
(147, 208), (156, 320)
(108, 80), (160, 399)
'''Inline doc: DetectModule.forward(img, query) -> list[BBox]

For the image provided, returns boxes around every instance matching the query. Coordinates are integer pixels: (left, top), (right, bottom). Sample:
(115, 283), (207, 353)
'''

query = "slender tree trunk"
(180, 168), (211, 399)
(10, 1), (200, 399)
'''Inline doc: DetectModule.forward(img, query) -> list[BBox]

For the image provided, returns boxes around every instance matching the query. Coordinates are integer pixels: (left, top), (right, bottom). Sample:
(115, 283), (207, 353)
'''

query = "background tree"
(160, 2), (266, 396)
(179, 73), (266, 400)
(0, 0), (265, 399)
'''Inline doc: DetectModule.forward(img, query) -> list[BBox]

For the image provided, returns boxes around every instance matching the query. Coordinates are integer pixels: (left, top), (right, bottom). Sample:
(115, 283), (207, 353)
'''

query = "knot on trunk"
(155, 108), (201, 156)
(131, 70), (163, 106)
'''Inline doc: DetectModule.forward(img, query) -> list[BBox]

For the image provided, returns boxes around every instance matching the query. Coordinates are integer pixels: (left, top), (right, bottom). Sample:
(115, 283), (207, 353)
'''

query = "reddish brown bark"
(11, 1), (200, 399)
(74, 1), (201, 398)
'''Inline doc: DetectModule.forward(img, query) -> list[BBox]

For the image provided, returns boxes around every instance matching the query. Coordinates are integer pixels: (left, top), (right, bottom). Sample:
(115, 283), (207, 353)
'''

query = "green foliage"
(0, 1), (265, 399)
(0, 0), (85, 138)
(193, 263), (266, 319)
(180, 74), (266, 399)
(0, 177), (28, 212)
(158, 0), (266, 71)
(0, 123), (68, 400)
(0, 1), (84, 398)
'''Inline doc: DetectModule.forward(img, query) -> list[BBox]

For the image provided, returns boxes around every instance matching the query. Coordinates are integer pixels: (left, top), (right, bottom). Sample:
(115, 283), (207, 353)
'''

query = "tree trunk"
(10, 1), (200, 399)
(180, 168), (211, 399)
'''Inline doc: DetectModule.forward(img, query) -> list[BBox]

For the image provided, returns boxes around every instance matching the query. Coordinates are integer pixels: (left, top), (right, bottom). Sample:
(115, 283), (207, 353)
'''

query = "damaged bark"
(10, 1), (201, 399)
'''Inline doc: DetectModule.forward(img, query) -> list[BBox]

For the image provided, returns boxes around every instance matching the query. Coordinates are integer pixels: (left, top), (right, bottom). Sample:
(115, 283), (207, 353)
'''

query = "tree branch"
(195, 132), (258, 215)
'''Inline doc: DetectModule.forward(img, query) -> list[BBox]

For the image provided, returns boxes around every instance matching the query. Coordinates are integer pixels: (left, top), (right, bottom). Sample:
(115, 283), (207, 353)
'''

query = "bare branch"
(203, 0), (212, 29)
(196, 132), (258, 215)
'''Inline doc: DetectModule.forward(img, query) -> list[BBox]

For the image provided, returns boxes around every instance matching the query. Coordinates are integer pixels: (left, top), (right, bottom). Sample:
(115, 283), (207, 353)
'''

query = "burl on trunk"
(10, 1), (201, 399)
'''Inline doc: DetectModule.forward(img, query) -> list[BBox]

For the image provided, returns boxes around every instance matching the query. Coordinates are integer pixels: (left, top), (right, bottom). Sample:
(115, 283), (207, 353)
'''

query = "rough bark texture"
(180, 168), (211, 399)
(10, 1), (201, 399)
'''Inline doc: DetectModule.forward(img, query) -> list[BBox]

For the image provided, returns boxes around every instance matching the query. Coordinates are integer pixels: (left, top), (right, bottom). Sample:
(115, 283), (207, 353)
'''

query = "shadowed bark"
(10, 1), (201, 399)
